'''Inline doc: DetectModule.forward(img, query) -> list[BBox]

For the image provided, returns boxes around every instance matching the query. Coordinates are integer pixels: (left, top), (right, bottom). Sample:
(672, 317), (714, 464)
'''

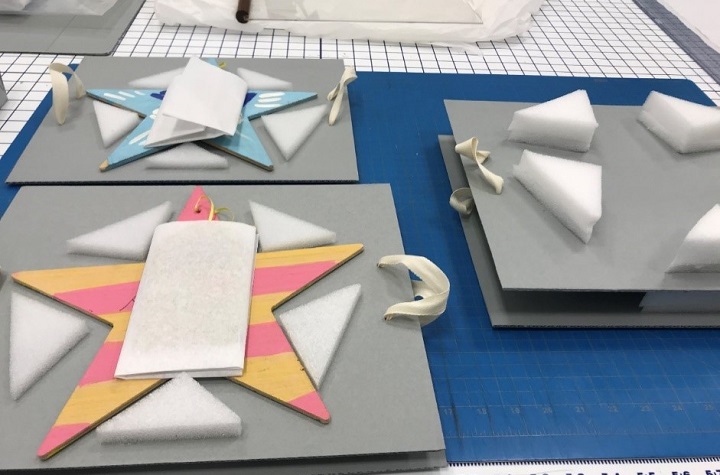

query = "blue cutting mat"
(348, 73), (720, 462)
(2, 72), (720, 463)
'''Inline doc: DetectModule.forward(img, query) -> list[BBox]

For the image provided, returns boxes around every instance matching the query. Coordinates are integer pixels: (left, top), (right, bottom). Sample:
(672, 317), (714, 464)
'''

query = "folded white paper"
(146, 58), (247, 147)
(115, 221), (258, 379)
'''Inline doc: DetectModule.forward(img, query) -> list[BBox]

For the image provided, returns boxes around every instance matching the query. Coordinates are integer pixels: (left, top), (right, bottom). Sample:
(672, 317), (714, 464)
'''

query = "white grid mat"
(1, 0), (719, 160)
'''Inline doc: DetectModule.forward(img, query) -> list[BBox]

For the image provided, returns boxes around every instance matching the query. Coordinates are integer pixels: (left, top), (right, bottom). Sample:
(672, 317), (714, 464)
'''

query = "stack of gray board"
(0, 184), (445, 473)
(0, 0), (144, 55)
(0, 72), (6, 108)
(442, 98), (720, 328)
(7, 57), (359, 185)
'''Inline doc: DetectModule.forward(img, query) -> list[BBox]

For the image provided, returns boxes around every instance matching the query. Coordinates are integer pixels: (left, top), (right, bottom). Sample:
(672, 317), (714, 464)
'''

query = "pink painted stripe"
(289, 391), (330, 422)
(55, 281), (139, 316)
(37, 423), (90, 458)
(245, 321), (293, 358)
(178, 186), (218, 221)
(78, 341), (124, 387)
(252, 261), (337, 296)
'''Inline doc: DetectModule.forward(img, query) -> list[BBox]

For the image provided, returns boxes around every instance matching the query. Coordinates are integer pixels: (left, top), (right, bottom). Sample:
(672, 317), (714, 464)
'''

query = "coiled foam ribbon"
(48, 63), (86, 125)
(454, 137), (503, 194)
(327, 66), (357, 126)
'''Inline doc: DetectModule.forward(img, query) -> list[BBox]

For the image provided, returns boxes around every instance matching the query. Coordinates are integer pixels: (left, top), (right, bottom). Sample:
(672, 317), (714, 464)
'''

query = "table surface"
(2, 0), (720, 470)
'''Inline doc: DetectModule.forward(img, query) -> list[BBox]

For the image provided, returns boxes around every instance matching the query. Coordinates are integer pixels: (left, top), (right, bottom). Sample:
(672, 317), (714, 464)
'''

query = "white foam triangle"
(513, 150), (602, 243)
(145, 143), (229, 169)
(261, 104), (328, 160)
(93, 100), (142, 148)
(96, 373), (242, 443)
(9, 293), (89, 400)
(67, 202), (174, 261)
(249, 201), (336, 252)
(508, 90), (599, 152)
(128, 67), (185, 89)
(236, 67), (292, 90)
(667, 204), (720, 272)
(278, 285), (361, 387)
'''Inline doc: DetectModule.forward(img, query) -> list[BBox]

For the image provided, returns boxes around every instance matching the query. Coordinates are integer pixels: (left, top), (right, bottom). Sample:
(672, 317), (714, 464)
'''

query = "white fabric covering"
(249, 201), (336, 251)
(9, 293), (89, 400)
(638, 91), (720, 154)
(92, 100), (141, 148)
(667, 204), (720, 272)
(144, 143), (229, 169)
(128, 67), (185, 89)
(115, 221), (257, 379)
(67, 202), (174, 261)
(236, 68), (292, 90)
(513, 150), (602, 244)
(277, 284), (361, 387)
(96, 373), (242, 443)
(261, 104), (328, 160)
(508, 90), (599, 152)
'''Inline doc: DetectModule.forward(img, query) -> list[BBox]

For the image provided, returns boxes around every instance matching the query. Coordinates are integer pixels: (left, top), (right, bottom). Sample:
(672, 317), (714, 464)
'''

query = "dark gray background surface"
(7, 57), (359, 184)
(0, 184), (444, 472)
(440, 135), (720, 328)
(0, 1), (144, 55)
(445, 99), (720, 292)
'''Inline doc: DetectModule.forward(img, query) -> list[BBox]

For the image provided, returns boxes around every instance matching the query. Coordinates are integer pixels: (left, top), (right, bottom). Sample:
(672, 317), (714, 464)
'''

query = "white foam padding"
(277, 284), (361, 387)
(144, 143), (229, 169)
(638, 91), (720, 153)
(115, 221), (257, 379)
(667, 204), (720, 272)
(9, 292), (89, 400)
(92, 100), (142, 148)
(508, 89), (599, 152)
(236, 67), (292, 90)
(96, 373), (242, 444)
(67, 201), (174, 261)
(261, 104), (328, 160)
(128, 67), (185, 89)
(640, 291), (720, 313)
(249, 201), (336, 252)
(513, 150), (602, 244)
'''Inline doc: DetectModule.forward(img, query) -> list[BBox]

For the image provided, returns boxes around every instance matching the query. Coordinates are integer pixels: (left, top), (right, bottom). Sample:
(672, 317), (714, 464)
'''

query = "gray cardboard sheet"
(440, 135), (720, 328)
(7, 57), (359, 184)
(0, 185), (444, 472)
(0, 72), (6, 108)
(445, 99), (720, 292)
(0, 0), (143, 55)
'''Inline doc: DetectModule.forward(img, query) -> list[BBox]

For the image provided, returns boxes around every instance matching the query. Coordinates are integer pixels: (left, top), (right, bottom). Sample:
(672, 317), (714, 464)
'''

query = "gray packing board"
(0, 72), (6, 108)
(0, 185), (445, 472)
(439, 135), (720, 328)
(0, 0), (143, 55)
(7, 57), (359, 184)
(445, 99), (720, 292)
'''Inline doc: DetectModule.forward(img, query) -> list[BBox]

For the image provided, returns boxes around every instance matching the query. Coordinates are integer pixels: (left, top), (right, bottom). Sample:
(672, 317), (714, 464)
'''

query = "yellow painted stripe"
(103, 312), (132, 342)
(230, 352), (316, 403)
(254, 244), (363, 269)
(249, 292), (291, 324)
(13, 264), (144, 295)
(54, 379), (163, 426)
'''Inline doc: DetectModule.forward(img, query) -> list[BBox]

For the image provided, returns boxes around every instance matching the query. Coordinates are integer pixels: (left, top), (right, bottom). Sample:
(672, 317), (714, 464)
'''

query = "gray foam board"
(0, 72), (6, 108)
(0, 0), (143, 55)
(445, 99), (720, 292)
(439, 135), (720, 328)
(0, 184), (445, 472)
(7, 57), (359, 184)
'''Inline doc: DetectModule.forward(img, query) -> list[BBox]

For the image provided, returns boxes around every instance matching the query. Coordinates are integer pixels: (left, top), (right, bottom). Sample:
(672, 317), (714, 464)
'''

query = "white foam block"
(144, 143), (229, 169)
(9, 293), (89, 400)
(92, 100), (142, 148)
(249, 201), (336, 252)
(640, 291), (720, 313)
(115, 221), (257, 379)
(513, 150), (602, 243)
(277, 285), (361, 387)
(638, 91), (720, 153)
(667, 204), (720, 272)
(128, 67), (185, 89)
(96, 373), (242, 443)
(508, 90), (599, 152)
(261, 104), (328, 160)
(67, 202), (174, 261)
(236, 67), (292, 90)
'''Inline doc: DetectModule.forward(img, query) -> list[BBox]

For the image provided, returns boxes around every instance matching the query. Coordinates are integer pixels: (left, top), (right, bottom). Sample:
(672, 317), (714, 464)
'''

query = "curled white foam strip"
(49, 63), (86, 125)
(377, 255), (450, 326)
(327, 67), (357, 126)
(449, 188), (475, 216)
(455, 136), (503, 194)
